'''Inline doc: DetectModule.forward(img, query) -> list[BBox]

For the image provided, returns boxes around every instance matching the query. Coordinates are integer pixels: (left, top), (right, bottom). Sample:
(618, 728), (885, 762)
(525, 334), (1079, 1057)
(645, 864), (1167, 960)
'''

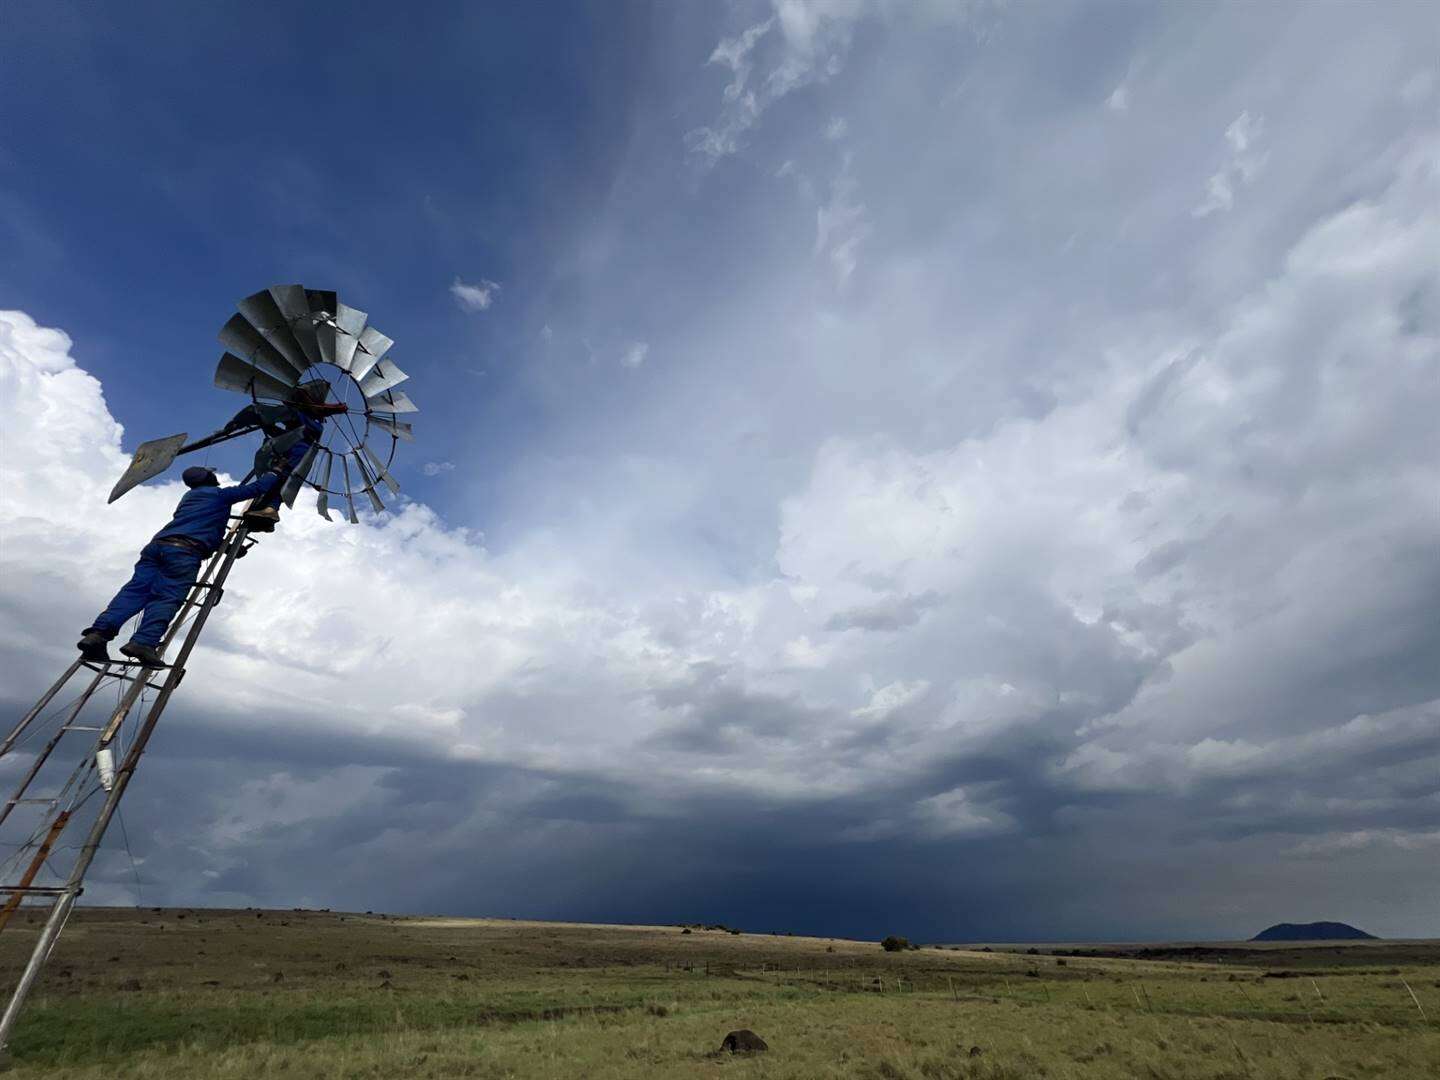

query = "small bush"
(881, 935), (910, 952)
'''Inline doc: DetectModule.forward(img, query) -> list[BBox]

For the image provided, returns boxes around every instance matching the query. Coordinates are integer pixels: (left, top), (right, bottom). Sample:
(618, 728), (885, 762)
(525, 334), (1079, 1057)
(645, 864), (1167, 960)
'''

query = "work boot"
(243, 506), (281, 532)
(119, 641), (165, 668)
(77, 631), (111, 663)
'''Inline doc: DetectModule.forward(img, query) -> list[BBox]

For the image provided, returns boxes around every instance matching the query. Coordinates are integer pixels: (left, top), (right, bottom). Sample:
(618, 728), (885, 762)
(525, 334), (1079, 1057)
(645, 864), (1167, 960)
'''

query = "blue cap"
(182, 466), (219, 488)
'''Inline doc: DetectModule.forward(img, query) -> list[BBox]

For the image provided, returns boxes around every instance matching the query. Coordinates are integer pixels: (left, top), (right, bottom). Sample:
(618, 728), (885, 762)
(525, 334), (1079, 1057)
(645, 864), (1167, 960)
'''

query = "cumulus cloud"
(449, 276), (501, 312)
(422, 460), (456, 476)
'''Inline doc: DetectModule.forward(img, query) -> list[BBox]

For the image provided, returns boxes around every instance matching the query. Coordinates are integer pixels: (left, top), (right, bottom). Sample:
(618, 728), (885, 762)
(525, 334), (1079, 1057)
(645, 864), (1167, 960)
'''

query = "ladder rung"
(5, 798), (57, 806)
(0, 886), (67, 895)
(62, 725), (103, 732)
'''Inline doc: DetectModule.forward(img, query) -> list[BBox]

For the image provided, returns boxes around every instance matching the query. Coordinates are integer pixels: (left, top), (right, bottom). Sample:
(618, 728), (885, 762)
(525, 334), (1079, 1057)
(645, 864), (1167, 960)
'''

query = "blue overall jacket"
(153, 473), (279, 555)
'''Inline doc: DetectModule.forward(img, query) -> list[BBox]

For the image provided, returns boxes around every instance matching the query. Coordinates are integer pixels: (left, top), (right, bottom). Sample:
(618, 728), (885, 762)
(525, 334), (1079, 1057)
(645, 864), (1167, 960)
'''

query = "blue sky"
(1, 1), (648, 521)
(2, 1), (1438, 941)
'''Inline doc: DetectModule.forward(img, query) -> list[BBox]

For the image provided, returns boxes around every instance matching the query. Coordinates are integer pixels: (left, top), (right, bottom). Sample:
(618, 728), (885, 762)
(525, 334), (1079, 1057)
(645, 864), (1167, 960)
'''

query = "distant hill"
(1251, 921), (1376, 942)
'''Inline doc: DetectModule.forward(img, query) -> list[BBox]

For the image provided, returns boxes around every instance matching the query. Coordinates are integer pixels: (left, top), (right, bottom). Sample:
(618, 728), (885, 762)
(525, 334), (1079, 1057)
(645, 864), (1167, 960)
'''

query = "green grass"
(0, 908), (1436, 1077)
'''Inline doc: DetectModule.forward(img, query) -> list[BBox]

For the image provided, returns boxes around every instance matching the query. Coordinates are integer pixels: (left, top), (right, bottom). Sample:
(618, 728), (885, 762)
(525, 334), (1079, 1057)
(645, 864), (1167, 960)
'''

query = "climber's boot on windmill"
(243, 505), (281, 532)
(119, 641), (165, 668)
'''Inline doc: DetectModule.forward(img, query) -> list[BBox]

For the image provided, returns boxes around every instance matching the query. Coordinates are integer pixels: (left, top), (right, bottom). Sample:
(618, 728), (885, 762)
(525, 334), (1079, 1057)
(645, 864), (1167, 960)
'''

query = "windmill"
(0, 286), (416, 1057)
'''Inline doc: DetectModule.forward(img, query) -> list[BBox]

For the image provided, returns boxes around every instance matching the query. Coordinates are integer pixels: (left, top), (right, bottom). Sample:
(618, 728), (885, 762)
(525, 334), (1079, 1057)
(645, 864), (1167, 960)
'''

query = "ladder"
(0, 520), (255, 1054)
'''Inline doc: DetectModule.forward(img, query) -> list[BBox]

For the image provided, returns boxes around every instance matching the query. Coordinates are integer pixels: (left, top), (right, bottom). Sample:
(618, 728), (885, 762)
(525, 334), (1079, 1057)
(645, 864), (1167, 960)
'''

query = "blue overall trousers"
(89, 541), (205, 647)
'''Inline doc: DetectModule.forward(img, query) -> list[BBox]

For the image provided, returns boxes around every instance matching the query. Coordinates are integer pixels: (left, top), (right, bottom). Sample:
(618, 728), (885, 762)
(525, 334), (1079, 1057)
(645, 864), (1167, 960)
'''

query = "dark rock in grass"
(969, 1046), (984, 1057)
(119, 978), (142, 992)
(377, 969), (392, 979)
(271, 971), (284, 983)
(721, 1030), (768, 1053)
(682, 928), (692, 934)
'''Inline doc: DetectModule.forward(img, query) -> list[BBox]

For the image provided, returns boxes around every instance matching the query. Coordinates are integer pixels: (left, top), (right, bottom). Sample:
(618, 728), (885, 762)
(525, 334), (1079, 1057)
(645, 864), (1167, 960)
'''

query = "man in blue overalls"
(78, 465), (279, 667)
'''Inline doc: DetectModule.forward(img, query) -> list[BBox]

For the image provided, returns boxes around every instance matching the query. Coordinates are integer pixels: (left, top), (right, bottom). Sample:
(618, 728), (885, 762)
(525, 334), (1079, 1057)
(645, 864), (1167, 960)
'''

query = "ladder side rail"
(0, 662), (83, 759)
(0, 814), (70, 933)
(0, 525), (249, 1054)
(0, 670), (109, 830)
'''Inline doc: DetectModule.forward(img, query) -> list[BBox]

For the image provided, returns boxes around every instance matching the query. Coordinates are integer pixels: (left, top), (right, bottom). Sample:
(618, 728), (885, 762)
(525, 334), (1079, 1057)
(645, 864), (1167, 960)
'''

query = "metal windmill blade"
(218, 315), (303, 384)
(351, 450), (386, 513)
(366, 389), (417, 413)
(340, 455), (359, 524)
(314, 452), (335, 521)
(268, 284), (322, 367)
(348, 326), (394, 382)
(330, 302), (367, 371)
(214, 352), (293, 400)
(357, 358), (408, 398)
(279, 443), (320, 507)
(362, 443), (401, 496)
(370, 416), (413, 442)
(236, 289), (308, 373)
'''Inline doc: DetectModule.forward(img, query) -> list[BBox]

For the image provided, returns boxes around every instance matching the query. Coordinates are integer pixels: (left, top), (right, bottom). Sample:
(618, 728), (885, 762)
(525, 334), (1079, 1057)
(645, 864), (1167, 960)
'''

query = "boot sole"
(119, 650), (165, 668)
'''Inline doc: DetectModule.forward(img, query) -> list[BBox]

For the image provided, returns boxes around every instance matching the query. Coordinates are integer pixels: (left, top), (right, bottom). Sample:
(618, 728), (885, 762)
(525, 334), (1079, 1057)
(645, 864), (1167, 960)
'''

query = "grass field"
(0, 908), (1435, 1078)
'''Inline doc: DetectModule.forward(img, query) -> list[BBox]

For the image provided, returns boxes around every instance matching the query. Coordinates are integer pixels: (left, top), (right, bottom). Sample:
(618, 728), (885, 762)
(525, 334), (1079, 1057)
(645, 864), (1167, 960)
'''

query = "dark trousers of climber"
(249, 437), (312, 516)
(88, 540), (205, 648)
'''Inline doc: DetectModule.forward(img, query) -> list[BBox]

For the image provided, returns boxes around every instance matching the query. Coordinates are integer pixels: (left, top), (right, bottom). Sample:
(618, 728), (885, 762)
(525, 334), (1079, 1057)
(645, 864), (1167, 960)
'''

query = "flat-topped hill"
(1252, 921), (1376, 941)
